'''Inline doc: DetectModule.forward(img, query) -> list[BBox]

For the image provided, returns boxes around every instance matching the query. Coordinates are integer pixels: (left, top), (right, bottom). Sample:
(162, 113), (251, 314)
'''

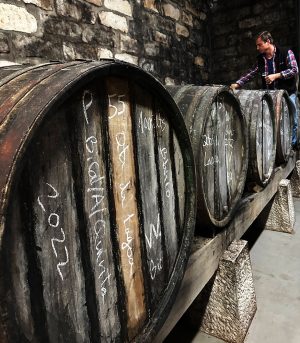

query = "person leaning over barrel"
(230, 31), (299, 149)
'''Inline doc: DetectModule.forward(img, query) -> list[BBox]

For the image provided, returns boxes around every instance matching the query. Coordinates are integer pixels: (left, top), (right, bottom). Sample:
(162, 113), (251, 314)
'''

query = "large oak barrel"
(0, 61), (196, 342)
(166, 85), (248, 233)
(268, 90), (293, 164)
(235, 90), (276, 187)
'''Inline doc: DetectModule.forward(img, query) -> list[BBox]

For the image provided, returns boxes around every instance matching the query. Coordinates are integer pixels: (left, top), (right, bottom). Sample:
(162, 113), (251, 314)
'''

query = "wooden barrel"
(268, 90), (293, 164)
(166, 85), (248, 232)
(0, 61), (196, 342)
(235, 90), (276, 187)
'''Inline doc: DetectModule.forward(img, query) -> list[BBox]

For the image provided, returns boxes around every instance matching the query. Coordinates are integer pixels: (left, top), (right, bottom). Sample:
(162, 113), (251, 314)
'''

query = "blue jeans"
(289, 93), (299, 145)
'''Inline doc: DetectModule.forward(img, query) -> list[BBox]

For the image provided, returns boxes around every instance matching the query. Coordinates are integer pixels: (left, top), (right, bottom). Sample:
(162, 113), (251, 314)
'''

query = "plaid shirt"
(236, 47), (298, 87)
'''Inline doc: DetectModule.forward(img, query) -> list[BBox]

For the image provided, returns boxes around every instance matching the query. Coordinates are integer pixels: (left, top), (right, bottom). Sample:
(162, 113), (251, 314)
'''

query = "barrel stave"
(154, 100), (179, 276)
(68, 85), (122, 342)
(133, 85), (168, 310)
(1, 191), (36, 342)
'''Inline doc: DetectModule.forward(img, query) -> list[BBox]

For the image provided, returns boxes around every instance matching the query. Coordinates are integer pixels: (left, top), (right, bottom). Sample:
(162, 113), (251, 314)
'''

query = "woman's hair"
(256, 31), (274, 44)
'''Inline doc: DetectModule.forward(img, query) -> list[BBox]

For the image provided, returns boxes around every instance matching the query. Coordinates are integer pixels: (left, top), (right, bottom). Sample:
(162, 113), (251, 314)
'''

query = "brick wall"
(0, 0), (210, 85)
(209, 0), (298, 88)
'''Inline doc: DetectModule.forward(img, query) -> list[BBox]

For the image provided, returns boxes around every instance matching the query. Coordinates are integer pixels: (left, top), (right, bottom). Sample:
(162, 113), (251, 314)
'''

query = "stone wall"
(210, 0), (298, 87)
(0, 0), (211, 85)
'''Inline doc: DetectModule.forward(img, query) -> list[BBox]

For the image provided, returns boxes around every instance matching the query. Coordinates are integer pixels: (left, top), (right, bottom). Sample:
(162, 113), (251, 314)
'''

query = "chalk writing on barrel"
(109, 92), (137, 277)
(138, 110), (166, 134)
(116, 132), (128, 170)
(159, 147), (171, 198)
(121, 213), (135, 275)
(145, 213), (163, 280)
(203, 134), (219, 147)
(82, 90), (112, 301)
(108, 94), (125, 119)
(37, 183), (69, 281)
(149, 257), (163, 280)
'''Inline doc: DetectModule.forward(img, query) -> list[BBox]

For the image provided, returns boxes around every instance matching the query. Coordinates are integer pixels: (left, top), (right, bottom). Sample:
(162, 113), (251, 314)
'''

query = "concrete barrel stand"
(290, 160), (300, 197)
(265, 179), (295, 233)
(187, 240), (257, 343)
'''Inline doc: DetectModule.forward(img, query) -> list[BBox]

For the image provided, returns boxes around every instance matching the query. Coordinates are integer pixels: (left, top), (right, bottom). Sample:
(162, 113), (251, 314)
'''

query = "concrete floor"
(165, 198), (300, 343)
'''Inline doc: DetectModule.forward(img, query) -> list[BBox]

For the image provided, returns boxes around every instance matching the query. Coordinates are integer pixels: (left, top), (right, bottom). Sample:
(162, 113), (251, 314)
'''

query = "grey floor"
(165, 198), (300, 343)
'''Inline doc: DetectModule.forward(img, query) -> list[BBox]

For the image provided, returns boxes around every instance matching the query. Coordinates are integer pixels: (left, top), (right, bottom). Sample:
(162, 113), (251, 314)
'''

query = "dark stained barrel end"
(167, 85), (249, 236)
(0, 61), (196, 342)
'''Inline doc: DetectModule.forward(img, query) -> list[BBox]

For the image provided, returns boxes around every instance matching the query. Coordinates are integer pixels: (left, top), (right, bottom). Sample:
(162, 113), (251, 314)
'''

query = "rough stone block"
(290, 160), (300, 197)
(265, 179), (295, 233)
(85, 0), (103, 6)
(63, 42), (76, 60)
(97, 47), (113, 59)
(115, 52), (138, 65)
(120, 34), (138, 54)
(181, 11), (193, 27)
(164, 77), (175, 85)
(155, 31), (168, 45)
(0, 60), (19, 67)
(104, 0), (132, 17)
(188, 240), (257, 343)
(0, 4), (37, 33)
(238, 17), (262, 29)
(139, 58), (155, 74)
(144, 42), (159, 57)
(99, 11), (128, 32)
(143, 0), (158, 13)
(56, 0), (82, 20)
(194, 56), (205, 67)
(163, 4), (180, 21)
(82, 27), (95, 43)
(176, 23), (189, 37)
(0, 33), (9, 53)
(23, 0), (52, 10)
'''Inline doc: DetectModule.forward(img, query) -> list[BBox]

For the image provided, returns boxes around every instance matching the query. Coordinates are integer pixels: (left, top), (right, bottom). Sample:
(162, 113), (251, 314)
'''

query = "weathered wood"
(155, 100), (178, 277)
(167, 85), (248, 233)
(155, 153), (295, 342)
(133, 85), (168, 308)
(1, 191), (35, 342)
(69, 86), (121, 342)
(106, 77), (147, 339)
(26, 112), (91, 343)
(0, 62), (61, 88)
(173, 135), (185, 233)
(0, 61), (196, 343)
(235, 90), (276, 187)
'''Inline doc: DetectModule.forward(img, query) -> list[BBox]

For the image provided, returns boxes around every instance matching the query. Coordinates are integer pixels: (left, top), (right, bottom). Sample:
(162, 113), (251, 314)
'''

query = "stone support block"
(265, 179), (295, 233)
(187, 240), (257, 343)
(290, 160), (300, 197)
